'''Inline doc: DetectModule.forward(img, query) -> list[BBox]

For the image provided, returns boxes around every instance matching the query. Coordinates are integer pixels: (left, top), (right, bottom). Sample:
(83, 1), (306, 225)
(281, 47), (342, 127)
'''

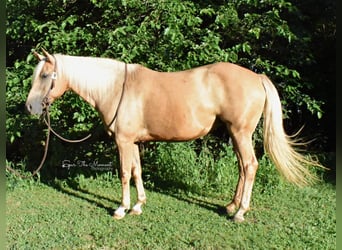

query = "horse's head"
(26, 49), (68, 115)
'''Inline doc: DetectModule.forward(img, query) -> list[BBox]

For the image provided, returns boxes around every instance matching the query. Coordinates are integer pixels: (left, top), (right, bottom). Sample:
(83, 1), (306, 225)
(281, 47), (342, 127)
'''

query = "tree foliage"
(6, 0), (335, 175)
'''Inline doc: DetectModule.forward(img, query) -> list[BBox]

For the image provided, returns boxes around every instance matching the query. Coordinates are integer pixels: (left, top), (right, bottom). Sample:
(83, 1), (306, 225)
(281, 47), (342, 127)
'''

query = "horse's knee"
(121, 171), (131, 184)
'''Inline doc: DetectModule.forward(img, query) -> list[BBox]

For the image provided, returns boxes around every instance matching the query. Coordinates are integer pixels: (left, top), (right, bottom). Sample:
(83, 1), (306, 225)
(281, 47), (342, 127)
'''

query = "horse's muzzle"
(26, 97), (46, 115)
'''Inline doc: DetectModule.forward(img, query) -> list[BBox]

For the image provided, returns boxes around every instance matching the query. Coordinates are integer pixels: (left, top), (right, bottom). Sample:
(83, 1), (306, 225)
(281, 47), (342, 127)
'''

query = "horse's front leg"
(129, 144), (146, 215)
(113, 139), (134, 220)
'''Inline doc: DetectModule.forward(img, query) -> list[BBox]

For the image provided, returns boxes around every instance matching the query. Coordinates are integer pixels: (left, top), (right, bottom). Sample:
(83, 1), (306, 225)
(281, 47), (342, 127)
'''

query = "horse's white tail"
(260, 74), (323, 187)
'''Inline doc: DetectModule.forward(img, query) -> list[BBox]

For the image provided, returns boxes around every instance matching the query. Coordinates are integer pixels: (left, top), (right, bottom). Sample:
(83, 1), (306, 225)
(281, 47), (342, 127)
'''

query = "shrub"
(6, 0), (334, 185)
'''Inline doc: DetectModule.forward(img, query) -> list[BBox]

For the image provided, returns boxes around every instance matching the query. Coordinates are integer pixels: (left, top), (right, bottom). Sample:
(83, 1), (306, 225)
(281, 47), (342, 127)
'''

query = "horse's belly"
(140, 112), (216, 142)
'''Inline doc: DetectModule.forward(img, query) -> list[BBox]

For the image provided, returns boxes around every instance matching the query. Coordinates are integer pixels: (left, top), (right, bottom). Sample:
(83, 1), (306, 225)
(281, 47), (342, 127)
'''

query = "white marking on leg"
(130, 203), (143, 215)
(114, 206), (128, 219)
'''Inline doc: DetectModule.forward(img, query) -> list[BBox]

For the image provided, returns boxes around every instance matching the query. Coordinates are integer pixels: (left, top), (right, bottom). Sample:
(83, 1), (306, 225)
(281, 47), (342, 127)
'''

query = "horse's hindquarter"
(115, 63), (265, 142)
(212, 63), (266, 132)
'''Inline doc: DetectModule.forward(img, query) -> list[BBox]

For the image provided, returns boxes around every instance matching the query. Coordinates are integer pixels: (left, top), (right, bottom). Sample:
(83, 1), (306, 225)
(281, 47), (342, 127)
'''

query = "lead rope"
(6, 110), (52, 179)
(6, 108), (92, 179)
(43, 113), (91, 143)
(6, 111), (91, 179)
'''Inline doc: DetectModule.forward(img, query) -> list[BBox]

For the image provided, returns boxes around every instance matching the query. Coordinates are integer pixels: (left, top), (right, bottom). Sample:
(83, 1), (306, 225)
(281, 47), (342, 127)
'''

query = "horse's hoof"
(233, 215), (245, 223)
(129, 204), (143, 215)
(113, 206), (128, 220)
(226, 203), (237, 216)
(113, 213), (125, 220)
(129, 209), (142, 216)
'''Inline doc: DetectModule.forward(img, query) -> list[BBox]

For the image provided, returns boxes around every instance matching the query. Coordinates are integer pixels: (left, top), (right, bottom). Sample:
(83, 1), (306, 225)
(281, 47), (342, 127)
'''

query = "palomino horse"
(26, 49), (320, 222)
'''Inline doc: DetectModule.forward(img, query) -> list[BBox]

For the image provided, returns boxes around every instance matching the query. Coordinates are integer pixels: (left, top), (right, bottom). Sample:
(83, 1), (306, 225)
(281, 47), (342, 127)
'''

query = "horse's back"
(132, 62), (262, 99)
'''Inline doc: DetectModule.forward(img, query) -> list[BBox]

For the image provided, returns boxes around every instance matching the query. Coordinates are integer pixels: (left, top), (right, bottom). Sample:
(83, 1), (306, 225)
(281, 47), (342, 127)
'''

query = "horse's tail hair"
(260, 74), (324, 186)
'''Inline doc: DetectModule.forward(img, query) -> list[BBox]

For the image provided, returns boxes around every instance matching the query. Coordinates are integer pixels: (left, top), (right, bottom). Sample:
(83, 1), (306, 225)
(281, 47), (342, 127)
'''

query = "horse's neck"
(59, 55), (127, 125)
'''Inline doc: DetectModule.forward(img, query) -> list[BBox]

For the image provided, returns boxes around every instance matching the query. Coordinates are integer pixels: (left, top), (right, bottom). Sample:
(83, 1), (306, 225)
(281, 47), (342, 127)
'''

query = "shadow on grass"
(167, 190), (230, 218)
(46, 175), (231, 219)
(143, 176), (232, 219)
(48, 178), (120, 216)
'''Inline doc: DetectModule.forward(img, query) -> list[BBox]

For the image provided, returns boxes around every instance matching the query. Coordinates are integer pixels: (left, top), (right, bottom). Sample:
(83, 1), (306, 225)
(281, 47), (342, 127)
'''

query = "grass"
(6, 141), (336, 249)
(6, 173), (335, 249)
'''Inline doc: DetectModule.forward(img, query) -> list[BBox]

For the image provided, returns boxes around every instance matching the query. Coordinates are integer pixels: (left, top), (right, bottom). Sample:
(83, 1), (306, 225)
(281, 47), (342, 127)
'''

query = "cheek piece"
(42, 64), (57, 111)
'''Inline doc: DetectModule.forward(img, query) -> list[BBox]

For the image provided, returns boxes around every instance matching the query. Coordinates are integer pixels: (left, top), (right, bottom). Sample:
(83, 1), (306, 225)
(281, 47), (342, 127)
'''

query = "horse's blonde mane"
(54, 54), (126, 103)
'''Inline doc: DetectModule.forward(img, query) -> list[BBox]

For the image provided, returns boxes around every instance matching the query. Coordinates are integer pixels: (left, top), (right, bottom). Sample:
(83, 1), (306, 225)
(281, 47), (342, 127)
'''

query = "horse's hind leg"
(227, 129), (259, 222)
(226, 153), (244, 216)
(129, 144), (147, 215)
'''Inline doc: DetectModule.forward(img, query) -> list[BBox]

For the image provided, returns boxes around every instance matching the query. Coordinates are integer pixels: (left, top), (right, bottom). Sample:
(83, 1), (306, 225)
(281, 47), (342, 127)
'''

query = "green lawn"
(6, 175), (335, 249)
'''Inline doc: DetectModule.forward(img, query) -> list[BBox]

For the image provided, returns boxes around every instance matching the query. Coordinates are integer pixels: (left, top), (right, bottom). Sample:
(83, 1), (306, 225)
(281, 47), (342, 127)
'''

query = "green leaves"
(248, 27), (261, 39)
(6, 0), (333, 174)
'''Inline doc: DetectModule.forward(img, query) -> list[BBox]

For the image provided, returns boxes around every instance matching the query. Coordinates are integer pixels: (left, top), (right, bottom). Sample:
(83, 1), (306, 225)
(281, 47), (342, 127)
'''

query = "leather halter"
(41, 57), (57, 110)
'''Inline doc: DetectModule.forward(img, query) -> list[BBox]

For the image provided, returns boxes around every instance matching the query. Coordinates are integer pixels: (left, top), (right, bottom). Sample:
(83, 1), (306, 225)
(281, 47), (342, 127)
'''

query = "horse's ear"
(41, 48), (54, 63)
(33, 51), (45, 61)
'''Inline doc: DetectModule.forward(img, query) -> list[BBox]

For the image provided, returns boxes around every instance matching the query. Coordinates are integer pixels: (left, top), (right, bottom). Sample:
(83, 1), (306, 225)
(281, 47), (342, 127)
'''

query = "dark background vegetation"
(6, 0), (335, 184)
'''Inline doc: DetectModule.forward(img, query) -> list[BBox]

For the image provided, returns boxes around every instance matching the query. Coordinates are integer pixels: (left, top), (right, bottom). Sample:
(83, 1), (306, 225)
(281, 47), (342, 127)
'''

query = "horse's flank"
(118, 62), (264, 143)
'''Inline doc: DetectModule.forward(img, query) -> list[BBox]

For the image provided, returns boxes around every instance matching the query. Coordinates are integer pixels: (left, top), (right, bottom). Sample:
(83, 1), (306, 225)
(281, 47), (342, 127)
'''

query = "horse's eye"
(41, 73), (48, 79)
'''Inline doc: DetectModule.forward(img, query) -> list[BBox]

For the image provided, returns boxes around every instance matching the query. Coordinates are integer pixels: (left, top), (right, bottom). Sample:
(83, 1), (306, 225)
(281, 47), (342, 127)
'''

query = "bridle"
(41, 57), (57, 110)
(40, 56), (92, 143)
(6, 58), (127, 178)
